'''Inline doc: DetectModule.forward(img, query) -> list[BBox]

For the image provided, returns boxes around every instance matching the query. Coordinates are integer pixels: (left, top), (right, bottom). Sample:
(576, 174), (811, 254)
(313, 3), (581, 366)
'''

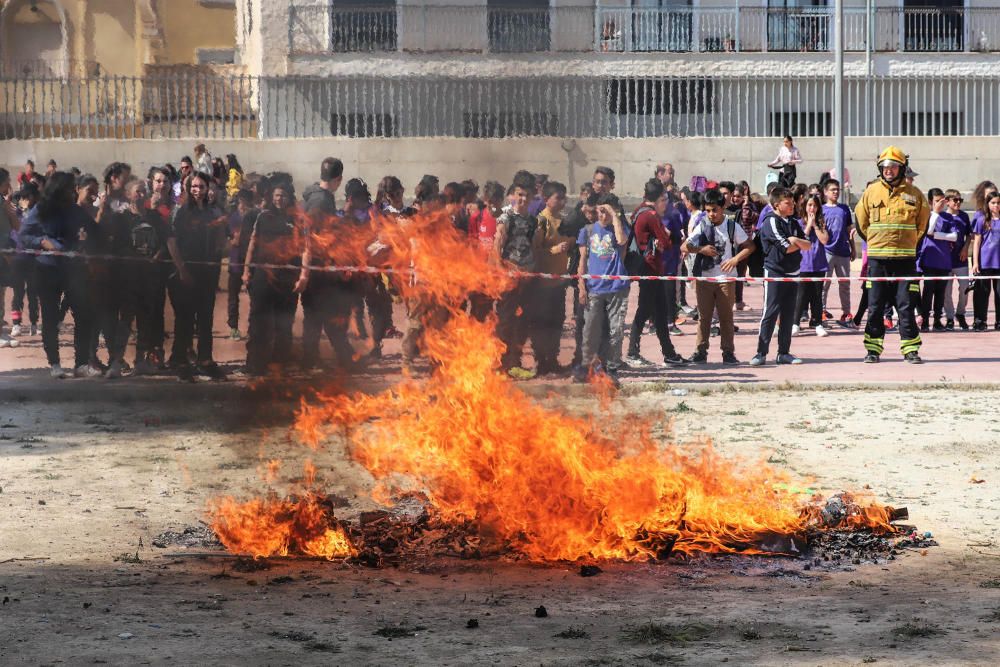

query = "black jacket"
(759, 212), (805, 276)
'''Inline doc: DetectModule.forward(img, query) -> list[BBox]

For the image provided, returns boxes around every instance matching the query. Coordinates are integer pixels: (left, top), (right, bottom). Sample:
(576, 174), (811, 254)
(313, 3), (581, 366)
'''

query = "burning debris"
(204, 207), (933, 569)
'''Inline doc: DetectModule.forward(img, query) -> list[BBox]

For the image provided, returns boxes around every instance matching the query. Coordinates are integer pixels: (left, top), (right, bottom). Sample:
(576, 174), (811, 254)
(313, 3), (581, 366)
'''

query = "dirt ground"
(1, 381), (998, 666)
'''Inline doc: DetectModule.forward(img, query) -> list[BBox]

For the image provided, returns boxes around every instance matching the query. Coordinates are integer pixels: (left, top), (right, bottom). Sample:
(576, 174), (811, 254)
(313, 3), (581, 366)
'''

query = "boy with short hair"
(752, 188), (811, 366)
(534, 181), (574, 375)
(943, 188), (971, 330)
(494, 172), (540, 377)
(821, 178), (856, 326)
(685, 188), (755, 365)
(574, 196), (630, 384)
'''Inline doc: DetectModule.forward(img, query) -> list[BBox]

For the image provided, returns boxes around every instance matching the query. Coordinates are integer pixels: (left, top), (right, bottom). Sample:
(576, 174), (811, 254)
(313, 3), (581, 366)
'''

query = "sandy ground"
(1, 381), (998, 666)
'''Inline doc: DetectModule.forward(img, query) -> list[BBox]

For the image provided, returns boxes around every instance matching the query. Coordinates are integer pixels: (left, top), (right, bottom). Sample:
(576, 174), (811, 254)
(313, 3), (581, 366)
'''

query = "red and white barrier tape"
(0, 248), (982, 283)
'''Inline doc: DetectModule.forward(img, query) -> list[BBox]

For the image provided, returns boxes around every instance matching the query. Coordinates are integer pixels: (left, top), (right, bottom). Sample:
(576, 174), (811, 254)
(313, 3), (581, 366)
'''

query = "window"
(463, 112), (558, 138)
(901, 111), (963, 136)
(331, 113), (395, 137)
(769, 111), (831, 137)
(330, 0), (397, 52)
(767, 0), (830, 52)
(196, 48), (236, 65)
(607, 79), (714, 115)
(488, 0), (550, 52)
(903, 0), (963, 52)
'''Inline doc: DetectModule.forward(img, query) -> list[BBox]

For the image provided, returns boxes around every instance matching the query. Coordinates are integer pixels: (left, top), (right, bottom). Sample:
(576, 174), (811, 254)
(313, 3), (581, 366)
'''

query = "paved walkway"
(0, 281), (994, 387)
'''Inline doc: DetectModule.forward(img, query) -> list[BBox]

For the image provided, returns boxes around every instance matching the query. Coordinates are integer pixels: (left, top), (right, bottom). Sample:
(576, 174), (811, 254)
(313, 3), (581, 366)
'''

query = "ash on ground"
(153, 525), (222, 549)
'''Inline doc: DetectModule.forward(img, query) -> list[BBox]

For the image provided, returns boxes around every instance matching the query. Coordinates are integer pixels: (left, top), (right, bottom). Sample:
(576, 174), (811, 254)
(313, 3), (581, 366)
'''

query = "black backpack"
(691, 216), (737, 277)
(624, 206), (657, 276)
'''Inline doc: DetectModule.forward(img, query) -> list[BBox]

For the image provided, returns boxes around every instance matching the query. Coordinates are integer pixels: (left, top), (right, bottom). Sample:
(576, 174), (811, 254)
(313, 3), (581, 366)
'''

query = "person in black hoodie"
(168, 172), (226, 381)
(751, 187), (812, 367)
(19, 171), (99, 378)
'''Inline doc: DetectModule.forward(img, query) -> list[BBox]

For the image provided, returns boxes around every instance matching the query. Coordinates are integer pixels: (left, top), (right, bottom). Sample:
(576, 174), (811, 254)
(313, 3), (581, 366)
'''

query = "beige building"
(0, 0), (238, 77)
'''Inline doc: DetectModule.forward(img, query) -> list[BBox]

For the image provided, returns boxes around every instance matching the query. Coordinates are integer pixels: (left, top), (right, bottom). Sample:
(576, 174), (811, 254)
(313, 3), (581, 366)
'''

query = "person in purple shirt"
(660, 196), (686, 334)
(794, 194), (831, 336)
(943, 188), (972, 330)
(820, 179), (855, 326)
(918, 189), (959, 331)
(972, 191), (1000, 330)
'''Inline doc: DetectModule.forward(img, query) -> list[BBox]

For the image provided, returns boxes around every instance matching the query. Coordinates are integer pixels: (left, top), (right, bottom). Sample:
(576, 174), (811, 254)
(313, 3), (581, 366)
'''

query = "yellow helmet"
(877, 146), (907, 168)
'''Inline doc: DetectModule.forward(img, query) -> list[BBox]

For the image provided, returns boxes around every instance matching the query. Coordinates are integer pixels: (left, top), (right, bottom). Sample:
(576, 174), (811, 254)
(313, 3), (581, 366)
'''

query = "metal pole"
(834, 0), (844, 185)
(865, 0), (872, 76)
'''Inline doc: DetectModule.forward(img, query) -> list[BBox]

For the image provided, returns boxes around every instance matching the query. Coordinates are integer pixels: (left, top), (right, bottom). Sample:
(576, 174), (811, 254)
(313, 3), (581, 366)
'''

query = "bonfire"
(208, 207), (912, 564)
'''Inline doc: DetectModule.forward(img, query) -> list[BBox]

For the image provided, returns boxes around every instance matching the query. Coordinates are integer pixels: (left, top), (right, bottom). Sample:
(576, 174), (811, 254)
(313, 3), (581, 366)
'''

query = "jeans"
(627, 279), (677, 360)
(757, 271), (797, 357)
(943, 266), (969, 319)
(823, 252), (852, 315)
(582, 288), (629, 369)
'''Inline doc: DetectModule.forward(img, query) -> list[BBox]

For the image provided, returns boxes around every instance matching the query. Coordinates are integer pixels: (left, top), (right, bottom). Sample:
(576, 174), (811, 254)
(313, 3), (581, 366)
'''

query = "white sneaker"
(0, 335), (18, 348)
(50, 364), (69, 379)
(791, 324), (800, 336)
(10, 324), (22, 337)
(74, 364), (103, 378)
(815, 324), (829, 337)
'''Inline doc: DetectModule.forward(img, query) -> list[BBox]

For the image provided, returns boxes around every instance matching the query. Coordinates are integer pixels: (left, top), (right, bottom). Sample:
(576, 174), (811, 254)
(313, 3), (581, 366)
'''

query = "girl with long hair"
(793, 193), (830, 337)
(972, 192), (1000, 331)
(168, 171), (226, 380)
(18, 172), (98, 378)
(242, 178), (304, 376)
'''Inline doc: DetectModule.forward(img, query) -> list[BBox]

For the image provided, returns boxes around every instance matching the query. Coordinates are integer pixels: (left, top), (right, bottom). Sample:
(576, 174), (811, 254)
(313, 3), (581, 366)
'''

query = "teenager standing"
(793, 194), (831, 338)
(972, 192), (1000, 331)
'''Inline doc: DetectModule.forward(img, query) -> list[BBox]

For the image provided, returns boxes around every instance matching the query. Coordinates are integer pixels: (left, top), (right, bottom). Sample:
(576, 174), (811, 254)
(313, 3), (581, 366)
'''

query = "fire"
(209, 207), (896, 562)
(209, 462), (357, 560)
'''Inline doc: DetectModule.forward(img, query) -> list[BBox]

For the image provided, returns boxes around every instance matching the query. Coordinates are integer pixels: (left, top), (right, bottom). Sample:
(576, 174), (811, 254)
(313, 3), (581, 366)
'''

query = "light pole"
(834, 0), (844, 186)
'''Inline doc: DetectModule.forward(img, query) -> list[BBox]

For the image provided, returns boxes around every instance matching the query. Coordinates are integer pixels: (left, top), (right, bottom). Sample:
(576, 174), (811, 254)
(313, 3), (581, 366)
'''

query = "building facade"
(236, 0), (1000, 139)
(0, 0), (238, 77)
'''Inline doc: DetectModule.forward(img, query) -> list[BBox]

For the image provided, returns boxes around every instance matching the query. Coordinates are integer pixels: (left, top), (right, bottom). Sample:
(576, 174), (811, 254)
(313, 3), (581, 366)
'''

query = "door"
(632, 0), (692, 52)
(903, 0), (963, 51)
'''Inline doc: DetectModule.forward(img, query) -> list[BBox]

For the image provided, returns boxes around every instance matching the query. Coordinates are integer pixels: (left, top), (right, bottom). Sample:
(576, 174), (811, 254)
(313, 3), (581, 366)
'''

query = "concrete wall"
(3, 136), (997, 200)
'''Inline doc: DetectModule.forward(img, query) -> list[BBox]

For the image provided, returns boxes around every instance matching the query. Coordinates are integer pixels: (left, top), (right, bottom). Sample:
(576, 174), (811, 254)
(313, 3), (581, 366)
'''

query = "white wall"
(3, 136), (996, 200)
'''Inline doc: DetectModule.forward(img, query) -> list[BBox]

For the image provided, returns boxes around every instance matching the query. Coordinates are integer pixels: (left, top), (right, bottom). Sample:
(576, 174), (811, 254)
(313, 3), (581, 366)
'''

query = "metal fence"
(4, 73), (1000, 140)
(288, 3), (1000, 55)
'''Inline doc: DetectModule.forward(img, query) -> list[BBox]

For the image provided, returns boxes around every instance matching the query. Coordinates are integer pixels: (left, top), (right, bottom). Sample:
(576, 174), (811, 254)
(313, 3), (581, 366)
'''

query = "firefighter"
(854, 146), (930, 364)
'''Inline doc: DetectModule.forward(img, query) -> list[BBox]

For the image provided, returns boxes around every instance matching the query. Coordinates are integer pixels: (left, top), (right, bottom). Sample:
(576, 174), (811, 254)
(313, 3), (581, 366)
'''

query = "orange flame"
(211, 206), (894, 562)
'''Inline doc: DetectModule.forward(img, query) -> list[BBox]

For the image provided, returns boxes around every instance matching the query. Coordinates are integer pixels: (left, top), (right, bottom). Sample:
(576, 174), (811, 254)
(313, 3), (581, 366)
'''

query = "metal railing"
(5, 73), (1000, 140)
(0, 75), (258, 140)
(288, 3), (1000, 54)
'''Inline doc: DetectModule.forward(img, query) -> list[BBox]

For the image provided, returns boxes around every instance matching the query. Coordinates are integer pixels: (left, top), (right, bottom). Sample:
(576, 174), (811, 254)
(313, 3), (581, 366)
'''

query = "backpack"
(691, 216), (737, 277)
(624, 205), (656, 276)
(689, 176), (709, 193)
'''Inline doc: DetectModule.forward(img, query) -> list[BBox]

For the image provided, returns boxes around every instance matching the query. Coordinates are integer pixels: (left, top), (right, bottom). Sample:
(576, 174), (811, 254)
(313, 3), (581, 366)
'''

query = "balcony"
(287, 3), (1000, 55)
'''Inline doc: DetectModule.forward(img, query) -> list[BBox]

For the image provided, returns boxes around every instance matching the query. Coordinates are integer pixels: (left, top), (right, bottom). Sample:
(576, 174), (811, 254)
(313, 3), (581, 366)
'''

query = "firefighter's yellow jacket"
(854, 178), (930, 259)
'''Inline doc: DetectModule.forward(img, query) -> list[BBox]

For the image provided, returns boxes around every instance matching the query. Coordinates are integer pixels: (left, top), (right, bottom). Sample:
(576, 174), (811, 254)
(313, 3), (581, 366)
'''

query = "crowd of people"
(0, 141), (993, 383)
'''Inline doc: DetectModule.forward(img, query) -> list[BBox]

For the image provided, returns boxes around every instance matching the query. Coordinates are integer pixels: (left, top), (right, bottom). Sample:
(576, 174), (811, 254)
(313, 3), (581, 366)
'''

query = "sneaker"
(956, 314), (968, 330)
(722, 352), (740, 365)
(973, 320), (987, 332)
(776, 354), (803, 365)
(571, 365), (588, 384)
(944, 319), (955, 331)
(663, 353), (689, 366)
(106, 360), (123, 379)
(384, 326), (404, 339)
(507, 366), (537, 381)
(863, 353), (880, 364)
(822, 310), (834, 322)
(839, 316), (857, 330)
(919, 322), (929, 333)
(814, 324), (829, 337)
(50, 364), (69, 379)
(749, 354), (766, 367)
(884, 317), (894, 331)
(199, 362), (228, 381)
(9, 324), (22, 337)
(668, 325), (683, 336)
(625, 354), (652, 368)
(904, 351), (923, 364)
(710, 325), (720, 337)
(30, 324), (38, 336)
(74, 363), (103, 378)
(680, 304), (696, 316)
(176, 365), (196, 383)
(0, 337), (10, 349)
(735, 302), (747, 311)
(687, 351), (708, 364)
(791, 324), (801, 336)
(933, 319), (945, 332)
(229, 328), (242, 341)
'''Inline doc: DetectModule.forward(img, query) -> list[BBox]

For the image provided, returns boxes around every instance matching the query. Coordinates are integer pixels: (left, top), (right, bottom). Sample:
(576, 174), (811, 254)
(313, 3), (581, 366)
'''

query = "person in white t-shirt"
(684, 188), (756, 365)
